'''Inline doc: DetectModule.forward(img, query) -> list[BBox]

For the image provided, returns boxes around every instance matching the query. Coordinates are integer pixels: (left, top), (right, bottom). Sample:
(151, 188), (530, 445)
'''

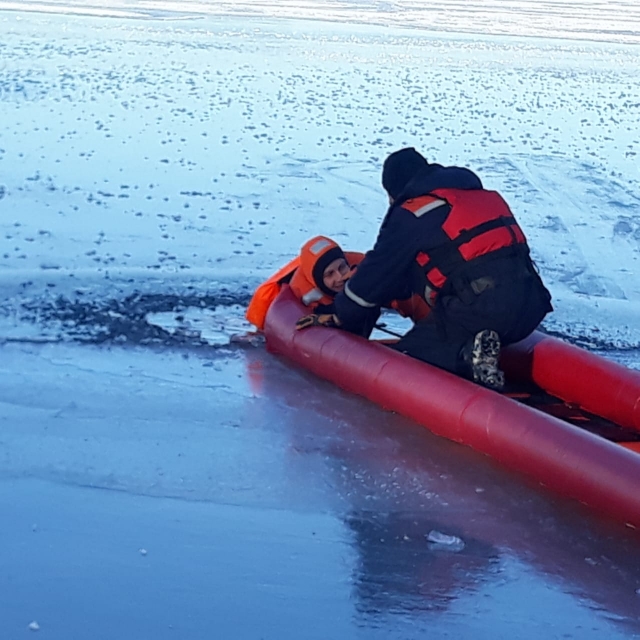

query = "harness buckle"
(424, 284), (437, 308)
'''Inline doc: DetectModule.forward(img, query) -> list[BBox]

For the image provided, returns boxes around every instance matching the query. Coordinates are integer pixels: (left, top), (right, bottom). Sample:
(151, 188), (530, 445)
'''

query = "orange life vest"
(404, 188), (527, 305)
(245, 255), (301, 330)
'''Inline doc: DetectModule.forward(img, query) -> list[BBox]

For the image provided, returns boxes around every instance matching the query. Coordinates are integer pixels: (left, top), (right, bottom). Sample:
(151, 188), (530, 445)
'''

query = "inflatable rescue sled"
(264, 286), (640, 530)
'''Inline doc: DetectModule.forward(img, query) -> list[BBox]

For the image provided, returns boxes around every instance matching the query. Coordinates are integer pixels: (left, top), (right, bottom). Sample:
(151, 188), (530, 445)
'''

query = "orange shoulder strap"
(245, 256), (300, 330)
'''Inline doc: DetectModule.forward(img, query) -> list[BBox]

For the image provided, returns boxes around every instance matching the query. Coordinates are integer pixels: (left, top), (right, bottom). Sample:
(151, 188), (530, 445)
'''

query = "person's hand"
(295, 314), (340, 330)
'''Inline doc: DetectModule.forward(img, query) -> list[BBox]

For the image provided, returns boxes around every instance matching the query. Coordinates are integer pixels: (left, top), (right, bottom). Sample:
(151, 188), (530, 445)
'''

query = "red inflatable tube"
(501, 332), (640, 432)
(264, 286), (640, 530)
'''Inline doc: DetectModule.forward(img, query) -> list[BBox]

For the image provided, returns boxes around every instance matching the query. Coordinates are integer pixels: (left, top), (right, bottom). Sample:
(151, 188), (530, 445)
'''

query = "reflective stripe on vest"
(403, 195), (448, 217)
(301, 288), (325, 306)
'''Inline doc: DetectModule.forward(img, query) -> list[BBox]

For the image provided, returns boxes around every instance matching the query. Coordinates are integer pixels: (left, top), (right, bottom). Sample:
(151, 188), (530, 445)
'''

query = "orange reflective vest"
(404, 188), (527, 305)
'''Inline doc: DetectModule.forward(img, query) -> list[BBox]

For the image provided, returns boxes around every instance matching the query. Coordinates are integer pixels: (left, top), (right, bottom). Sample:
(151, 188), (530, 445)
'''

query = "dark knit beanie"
(381, 147), (428, 199)
(312, 245), (346, 296)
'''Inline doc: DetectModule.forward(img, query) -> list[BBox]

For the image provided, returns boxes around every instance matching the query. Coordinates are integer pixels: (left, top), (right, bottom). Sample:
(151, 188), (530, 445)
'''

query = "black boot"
(469, 329), (505, 391)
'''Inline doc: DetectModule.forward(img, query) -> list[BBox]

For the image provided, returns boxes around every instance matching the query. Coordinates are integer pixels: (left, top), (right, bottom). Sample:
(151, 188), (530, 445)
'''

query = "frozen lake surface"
(1, 1), (640, 638)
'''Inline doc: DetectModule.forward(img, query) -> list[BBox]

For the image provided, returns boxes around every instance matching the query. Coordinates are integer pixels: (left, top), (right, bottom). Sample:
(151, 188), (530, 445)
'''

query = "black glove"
(295, 313), (340, 330)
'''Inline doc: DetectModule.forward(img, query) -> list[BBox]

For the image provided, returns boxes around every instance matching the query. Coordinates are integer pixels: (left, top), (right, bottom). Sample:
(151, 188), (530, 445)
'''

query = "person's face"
(323, 257), (351, 293)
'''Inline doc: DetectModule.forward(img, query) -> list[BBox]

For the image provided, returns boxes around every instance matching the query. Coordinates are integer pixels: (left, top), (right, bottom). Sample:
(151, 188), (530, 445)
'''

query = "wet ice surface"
(2, 342), (640, 639)
(2, 2), (640, 638)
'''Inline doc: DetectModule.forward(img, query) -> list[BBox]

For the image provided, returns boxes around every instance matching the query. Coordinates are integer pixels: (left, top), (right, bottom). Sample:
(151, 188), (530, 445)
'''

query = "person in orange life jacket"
(290, 235), (356, 318)
(288, 234), (431, 336)
(325, 147), (553, 390)
(246, 235), (364, 331)
(247, 234), (429, 334)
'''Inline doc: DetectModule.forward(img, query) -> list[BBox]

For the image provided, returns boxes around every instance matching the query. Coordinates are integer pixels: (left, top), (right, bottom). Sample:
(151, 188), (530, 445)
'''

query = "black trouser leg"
(390, 314), (474, 376)
(389, 272), (551, 378)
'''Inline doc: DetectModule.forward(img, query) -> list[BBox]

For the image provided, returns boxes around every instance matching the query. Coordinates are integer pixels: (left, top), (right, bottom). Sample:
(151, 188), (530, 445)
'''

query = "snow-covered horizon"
(2, 0), (640, 45)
